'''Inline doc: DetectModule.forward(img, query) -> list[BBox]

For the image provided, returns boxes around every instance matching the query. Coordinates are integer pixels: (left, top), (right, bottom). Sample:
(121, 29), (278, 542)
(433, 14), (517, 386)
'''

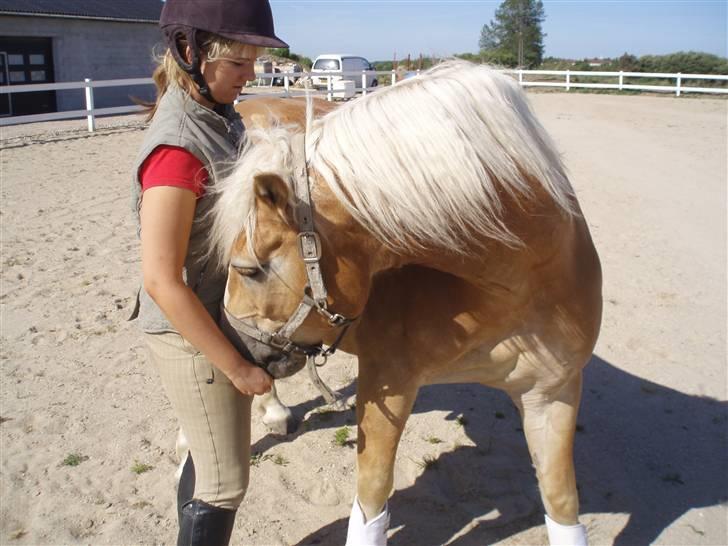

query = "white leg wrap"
(545, 515), (588, 546)
(345, 496), (389, 546)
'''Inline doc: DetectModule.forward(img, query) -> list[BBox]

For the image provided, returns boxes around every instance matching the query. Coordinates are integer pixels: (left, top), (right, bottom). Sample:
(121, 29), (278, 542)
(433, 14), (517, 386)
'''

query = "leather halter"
(222, 135), (356, 363)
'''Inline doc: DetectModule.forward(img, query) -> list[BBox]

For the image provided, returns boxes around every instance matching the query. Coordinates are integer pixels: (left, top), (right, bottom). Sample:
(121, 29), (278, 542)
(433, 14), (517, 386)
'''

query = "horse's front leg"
(346, 359), (419, 546)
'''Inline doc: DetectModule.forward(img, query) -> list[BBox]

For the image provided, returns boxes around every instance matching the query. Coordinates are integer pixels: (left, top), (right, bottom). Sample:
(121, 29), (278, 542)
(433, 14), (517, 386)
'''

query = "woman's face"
(185, 45), (256, 105)
(201, 54), (256, 104)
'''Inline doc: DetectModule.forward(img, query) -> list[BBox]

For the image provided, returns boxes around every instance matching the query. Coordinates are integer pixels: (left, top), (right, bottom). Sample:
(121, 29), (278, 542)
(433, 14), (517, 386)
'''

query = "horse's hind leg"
(346, 361), (419, 546)
(511, 370), (588, 546)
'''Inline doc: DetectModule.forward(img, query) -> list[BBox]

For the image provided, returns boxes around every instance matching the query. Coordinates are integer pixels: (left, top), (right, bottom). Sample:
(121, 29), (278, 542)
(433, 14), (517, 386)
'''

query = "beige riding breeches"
(144, 332), (252, 510)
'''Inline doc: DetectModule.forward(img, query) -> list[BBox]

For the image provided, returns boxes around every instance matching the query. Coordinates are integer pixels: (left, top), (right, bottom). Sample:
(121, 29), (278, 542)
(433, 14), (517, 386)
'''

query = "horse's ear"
(253, 173), (289, 213)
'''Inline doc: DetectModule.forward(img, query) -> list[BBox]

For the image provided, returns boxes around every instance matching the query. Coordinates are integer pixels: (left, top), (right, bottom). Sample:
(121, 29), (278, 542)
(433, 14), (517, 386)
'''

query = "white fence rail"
(1, 69), (726, 132)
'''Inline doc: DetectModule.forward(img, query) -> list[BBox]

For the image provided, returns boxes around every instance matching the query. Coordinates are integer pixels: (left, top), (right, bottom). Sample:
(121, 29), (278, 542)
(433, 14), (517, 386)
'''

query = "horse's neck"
(392, 206), (573, 294)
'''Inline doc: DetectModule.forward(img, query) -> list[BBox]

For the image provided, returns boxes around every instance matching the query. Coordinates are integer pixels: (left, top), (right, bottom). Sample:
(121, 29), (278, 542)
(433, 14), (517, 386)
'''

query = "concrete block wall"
(0, 15), (162, 111)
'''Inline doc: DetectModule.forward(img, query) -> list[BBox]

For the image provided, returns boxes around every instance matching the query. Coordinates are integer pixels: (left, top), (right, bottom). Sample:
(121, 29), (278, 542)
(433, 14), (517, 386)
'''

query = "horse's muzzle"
(219, 309), (308, 379)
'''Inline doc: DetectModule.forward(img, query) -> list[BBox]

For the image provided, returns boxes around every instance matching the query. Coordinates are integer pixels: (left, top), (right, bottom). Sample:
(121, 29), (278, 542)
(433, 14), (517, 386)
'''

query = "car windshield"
(313, 59), (340, 70)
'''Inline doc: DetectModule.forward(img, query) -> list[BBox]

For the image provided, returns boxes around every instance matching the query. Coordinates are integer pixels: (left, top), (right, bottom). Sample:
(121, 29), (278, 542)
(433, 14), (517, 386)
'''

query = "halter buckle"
(297, 231), (322, 263)
(327, 313), (349, 327)
(269, 333), (294, 353)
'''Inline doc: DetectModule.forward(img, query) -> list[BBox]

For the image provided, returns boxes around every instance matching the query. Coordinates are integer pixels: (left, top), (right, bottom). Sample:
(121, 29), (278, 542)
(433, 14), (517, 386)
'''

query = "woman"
(129, 1), (287, 544)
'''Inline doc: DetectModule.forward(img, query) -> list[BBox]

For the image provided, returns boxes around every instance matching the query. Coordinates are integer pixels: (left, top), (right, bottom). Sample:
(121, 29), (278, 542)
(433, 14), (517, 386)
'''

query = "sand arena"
(0, 92), (726, 545)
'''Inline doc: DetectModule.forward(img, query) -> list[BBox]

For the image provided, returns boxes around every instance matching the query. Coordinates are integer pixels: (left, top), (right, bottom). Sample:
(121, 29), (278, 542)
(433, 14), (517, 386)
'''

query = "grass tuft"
(415, 455), (439, 471)
(334, 426), (350, 447)
(62, 453), (89, 467)
(131, 461), (153, 474)
(272, 454), (289, 466)
(250, 452), (273, 467)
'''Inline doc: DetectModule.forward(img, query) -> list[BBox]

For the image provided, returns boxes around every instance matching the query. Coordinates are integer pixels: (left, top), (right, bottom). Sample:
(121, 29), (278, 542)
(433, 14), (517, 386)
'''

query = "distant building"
(586, 58), (608, 68)
(0, 0), (163, 117)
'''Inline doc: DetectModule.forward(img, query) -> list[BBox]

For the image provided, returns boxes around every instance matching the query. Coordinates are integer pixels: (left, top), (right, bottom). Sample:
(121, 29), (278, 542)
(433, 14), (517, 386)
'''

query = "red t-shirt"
(139, 145), (209, 198)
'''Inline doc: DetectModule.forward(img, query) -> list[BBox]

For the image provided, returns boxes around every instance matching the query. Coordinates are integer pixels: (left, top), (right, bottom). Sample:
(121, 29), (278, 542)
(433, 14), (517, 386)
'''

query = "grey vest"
(129, 86), (244, 333)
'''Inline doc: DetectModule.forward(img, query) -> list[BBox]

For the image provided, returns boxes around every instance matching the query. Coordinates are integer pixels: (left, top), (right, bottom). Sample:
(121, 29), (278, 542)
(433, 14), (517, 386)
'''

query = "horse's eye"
(231, 265), (260, 277)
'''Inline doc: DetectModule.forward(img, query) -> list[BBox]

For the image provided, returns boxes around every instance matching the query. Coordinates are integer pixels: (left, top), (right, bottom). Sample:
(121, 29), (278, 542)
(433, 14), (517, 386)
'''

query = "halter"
(222, 134), (356, 393)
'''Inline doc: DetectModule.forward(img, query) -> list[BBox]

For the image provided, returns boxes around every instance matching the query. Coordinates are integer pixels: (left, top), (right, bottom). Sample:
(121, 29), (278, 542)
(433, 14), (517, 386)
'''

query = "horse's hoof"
(345, 497), (389, 546)
(545, 515), (588, 546)
(261, 406), (298, 435)
(264, 414), (298, 435)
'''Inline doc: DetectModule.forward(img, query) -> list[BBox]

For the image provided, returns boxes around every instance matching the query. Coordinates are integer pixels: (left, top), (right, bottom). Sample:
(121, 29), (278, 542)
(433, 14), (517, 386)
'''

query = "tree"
(479, 0), (546, 68)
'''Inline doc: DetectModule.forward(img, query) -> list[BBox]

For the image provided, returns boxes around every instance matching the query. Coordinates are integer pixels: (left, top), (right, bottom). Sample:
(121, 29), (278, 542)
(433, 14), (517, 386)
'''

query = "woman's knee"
(197, 462), (250, 510)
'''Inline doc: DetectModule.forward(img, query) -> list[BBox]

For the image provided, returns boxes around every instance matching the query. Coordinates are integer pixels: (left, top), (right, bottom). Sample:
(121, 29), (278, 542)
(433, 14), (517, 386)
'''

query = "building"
(0, 0), (163, 117)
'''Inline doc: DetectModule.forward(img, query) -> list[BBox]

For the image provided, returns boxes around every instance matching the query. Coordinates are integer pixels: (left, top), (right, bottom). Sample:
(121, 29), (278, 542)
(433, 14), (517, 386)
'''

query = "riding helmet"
(159, 0), (288, 103)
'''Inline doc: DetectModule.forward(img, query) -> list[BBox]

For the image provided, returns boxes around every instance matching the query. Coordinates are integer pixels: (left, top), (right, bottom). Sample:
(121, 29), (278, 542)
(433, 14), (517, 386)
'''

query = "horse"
(209, 60), (602, 546)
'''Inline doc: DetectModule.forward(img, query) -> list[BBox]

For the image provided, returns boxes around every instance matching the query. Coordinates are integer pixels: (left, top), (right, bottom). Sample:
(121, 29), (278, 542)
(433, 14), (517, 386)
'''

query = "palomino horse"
(210, 61), (602, 545)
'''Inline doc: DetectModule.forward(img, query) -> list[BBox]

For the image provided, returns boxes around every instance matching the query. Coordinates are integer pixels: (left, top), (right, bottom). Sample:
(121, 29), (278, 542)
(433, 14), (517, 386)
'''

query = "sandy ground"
(0, 92), (726, 546)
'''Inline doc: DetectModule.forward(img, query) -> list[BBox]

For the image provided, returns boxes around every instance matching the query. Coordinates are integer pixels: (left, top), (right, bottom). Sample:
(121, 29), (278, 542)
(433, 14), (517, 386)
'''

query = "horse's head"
(211, 127), (382, 379)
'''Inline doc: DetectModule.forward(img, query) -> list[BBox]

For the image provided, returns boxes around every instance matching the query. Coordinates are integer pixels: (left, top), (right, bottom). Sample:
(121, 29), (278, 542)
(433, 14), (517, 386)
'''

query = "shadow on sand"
(257, 355), (727, 545)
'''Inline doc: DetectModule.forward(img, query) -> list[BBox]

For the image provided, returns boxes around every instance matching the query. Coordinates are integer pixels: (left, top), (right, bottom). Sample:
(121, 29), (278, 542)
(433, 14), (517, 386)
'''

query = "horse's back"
(234, 96), (337, 129)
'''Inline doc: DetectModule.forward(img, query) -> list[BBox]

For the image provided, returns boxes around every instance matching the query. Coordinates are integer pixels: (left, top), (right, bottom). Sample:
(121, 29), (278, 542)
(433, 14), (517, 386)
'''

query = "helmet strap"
(167, 27), (221, 106)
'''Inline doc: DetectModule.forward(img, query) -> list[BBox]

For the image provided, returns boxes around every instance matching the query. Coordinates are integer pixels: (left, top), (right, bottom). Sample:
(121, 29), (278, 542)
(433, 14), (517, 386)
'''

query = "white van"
(311, 54), (378, 90)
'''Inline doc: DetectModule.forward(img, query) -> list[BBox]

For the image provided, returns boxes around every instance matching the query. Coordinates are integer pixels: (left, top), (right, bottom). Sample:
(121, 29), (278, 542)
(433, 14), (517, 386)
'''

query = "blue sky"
(269, 0), (727, 62)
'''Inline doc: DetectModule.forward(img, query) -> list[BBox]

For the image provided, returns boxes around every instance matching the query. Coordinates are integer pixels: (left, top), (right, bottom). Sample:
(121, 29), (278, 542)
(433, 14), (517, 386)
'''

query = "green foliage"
(415, 455), (439, 470)
(539, 51), (728, 90)
(250, 452), (273, 467)
(268, 47), (290, 58)
(334, 426), (350, 446)
(266, 48), (313, 69)
(479, 0), (546, 68)
(373, 56), (439, 72)
(373, 60), (393, 71)
(615, 53), (640, 72)
(272, 454), (289, 466)
(62, 453), (88, 467)
(638, 51), (728, 75)
(131, 461), (153, 474)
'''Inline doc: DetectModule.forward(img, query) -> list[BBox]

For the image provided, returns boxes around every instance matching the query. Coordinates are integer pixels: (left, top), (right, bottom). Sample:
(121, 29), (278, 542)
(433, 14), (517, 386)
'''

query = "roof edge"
(0, 11), (158, 24)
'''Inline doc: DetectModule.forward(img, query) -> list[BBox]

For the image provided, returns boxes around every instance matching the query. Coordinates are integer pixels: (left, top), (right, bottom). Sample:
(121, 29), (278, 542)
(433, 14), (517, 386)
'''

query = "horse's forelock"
(208, 124), (300, 270)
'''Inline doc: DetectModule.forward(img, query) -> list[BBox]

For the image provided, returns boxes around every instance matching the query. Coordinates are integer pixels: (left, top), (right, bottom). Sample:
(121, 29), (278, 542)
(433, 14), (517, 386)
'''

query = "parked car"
(311, 54), (378, 90)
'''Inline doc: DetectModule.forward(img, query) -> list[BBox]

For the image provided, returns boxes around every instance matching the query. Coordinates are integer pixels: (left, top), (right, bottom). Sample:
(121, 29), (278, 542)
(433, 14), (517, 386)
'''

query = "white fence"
(1, 69), (726, 132)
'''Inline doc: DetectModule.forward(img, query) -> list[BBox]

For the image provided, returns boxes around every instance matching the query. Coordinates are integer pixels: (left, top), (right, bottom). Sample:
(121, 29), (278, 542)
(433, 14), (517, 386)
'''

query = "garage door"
(0, 36), (56, 116)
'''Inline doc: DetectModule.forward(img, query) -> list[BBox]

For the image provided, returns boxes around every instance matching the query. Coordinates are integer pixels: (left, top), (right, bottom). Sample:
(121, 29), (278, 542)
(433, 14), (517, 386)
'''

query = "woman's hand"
(229, 363), (273, 396)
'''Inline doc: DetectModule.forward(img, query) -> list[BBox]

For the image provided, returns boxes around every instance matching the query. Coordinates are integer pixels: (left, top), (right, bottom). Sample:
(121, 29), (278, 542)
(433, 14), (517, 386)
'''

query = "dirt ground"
(0, 91), (726, 546)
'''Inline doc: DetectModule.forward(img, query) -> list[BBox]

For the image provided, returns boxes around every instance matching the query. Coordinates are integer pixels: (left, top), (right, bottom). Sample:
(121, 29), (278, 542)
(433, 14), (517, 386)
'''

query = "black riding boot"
(176, 453), (236, 545)
(177, 453), (196, 527)
(177, 499), (237, 546)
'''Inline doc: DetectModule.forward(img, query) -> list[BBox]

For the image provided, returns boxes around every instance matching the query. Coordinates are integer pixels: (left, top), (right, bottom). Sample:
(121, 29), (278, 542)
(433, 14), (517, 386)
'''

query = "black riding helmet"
(160, 0), (288, 105)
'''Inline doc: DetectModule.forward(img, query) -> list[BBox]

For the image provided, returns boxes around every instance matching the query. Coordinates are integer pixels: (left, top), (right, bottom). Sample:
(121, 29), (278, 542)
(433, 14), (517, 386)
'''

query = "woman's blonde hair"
(144, 32), (262, 119)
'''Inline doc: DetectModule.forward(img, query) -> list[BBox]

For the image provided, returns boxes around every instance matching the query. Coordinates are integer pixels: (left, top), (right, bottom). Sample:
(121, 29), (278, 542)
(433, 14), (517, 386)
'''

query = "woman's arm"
(140, 185), (272, 396)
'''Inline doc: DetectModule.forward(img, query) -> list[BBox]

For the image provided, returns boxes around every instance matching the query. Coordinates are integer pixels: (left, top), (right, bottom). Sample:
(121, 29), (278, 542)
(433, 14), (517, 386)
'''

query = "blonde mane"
(210, 60), (575, 266)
